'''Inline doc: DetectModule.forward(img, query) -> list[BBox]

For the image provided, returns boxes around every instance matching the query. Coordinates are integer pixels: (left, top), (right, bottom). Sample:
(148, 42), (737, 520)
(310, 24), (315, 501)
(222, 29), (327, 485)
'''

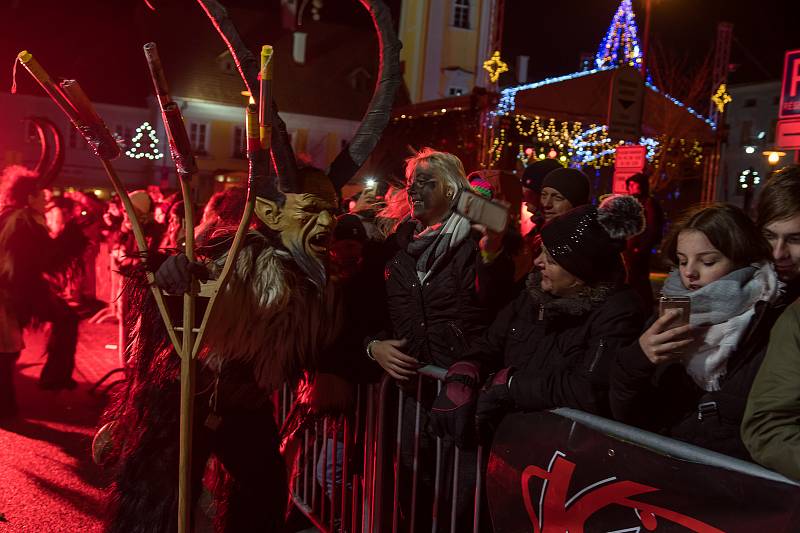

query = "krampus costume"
(0, 119), (84, 403)
(99, 1), (400, 531)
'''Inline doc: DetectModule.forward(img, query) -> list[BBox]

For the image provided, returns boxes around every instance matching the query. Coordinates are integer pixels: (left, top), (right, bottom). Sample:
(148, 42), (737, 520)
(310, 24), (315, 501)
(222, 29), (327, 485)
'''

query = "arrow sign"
(608, 66), (644, 142)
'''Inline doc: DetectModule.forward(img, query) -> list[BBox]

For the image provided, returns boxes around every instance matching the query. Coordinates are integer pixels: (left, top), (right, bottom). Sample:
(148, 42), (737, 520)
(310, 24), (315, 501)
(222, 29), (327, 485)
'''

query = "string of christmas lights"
(506, 116), (704, 169)
(594, 0), (642, 70)
(125, 121), (164, 160)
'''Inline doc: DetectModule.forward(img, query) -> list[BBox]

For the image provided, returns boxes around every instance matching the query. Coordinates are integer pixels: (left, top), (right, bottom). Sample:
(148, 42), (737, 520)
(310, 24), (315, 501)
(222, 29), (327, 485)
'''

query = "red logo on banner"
(521, 452), (724, 533)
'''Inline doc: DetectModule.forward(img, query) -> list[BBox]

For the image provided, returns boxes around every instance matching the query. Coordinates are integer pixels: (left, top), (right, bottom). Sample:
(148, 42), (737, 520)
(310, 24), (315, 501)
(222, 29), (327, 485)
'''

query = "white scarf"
(662, 262), (781, 391)
(406, 212), (472, 284)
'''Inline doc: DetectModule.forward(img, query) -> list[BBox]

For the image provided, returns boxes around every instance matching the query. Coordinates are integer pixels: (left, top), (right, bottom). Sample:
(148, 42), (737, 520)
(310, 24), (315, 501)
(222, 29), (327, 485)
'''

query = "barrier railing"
(288, 365), (485, 533)
(286, 364), (800, 532)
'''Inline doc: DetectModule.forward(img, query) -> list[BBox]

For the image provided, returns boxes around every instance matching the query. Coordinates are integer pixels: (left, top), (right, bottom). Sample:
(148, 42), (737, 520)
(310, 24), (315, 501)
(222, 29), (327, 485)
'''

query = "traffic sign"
(607, 66), (644, 141)
(779, 49), (800, 119)
(776, 119), (800, 150)
(613, 144), (647, 194)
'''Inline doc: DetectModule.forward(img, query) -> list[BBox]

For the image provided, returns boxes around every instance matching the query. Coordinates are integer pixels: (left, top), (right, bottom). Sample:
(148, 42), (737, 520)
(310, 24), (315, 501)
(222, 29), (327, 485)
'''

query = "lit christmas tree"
(594, 0), (642, 70)
(125, 121), (164, 160)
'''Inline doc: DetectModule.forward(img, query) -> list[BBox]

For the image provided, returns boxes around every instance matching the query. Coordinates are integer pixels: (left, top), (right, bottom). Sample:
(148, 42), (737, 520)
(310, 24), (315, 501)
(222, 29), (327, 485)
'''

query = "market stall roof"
(497, 66), (717, 144)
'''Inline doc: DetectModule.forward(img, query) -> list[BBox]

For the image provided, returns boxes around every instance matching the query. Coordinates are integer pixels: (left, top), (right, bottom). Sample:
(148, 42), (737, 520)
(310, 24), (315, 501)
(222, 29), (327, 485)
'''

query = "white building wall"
(0, 93), (155, 190)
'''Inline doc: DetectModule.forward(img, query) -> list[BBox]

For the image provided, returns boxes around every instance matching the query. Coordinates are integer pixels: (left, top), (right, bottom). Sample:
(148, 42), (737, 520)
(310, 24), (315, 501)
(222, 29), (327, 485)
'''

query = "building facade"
(399, 0), (501, 102)
(0, 92), (155, 192)
(718, 81), (798, 211)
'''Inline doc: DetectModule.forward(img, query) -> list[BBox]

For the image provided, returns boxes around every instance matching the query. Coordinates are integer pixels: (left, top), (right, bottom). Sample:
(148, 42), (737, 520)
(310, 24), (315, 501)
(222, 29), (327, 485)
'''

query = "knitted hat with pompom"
(541, 194), (645, 283)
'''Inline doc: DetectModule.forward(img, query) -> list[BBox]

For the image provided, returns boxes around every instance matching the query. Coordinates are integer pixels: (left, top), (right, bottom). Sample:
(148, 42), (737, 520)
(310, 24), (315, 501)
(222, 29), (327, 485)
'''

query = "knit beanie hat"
(541, 168), (591, 207)
(520, 158), (563, 193)
(541, 195), (645, 284)
(467, 172), (495, 200)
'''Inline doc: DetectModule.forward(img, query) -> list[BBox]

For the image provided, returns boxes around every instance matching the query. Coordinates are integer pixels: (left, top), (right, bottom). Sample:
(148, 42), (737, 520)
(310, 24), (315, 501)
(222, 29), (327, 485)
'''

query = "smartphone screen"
(659, 296), (691, 327)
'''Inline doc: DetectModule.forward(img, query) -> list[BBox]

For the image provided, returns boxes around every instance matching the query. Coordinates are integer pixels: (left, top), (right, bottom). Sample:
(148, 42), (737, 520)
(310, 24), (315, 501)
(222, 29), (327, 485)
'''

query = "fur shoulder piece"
(202, 232), (336, 391)
(525, 271), (616, 317)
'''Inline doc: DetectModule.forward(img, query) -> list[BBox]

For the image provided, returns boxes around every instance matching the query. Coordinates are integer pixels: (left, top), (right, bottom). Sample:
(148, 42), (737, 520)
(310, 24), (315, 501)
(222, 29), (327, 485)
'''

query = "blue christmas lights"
(595, 0), (643, 70)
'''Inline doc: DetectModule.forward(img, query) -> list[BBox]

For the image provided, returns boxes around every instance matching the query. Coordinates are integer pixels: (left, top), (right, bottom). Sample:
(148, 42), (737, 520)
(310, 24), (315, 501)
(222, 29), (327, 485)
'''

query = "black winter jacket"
(465, 274), (645, 416)
(382, 220), (514, 368)
(610, 292), (797, 460)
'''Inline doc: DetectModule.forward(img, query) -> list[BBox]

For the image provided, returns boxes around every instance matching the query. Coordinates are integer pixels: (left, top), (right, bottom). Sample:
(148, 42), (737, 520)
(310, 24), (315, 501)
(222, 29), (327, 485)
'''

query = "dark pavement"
(0, 320), (118, 532)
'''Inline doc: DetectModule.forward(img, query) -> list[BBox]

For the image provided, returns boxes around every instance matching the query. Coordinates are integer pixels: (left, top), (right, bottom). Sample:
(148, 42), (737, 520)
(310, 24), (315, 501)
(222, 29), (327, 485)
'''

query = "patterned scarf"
(662, 261), (781, 391)
(406, 212), (472, 283)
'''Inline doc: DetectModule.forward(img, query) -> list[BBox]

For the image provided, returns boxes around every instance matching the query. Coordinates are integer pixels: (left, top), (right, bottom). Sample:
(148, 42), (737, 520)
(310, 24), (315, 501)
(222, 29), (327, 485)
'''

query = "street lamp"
(763, 150), (787, 166)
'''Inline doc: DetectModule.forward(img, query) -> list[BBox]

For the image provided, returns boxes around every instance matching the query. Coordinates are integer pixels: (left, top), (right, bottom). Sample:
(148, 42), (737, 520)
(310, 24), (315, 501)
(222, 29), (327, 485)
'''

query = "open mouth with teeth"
(308, 232), (331, 254)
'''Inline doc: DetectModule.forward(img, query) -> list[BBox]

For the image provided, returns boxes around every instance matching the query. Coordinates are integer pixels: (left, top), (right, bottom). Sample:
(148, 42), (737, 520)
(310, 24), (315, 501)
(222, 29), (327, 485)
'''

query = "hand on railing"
(154, 253), (210, 294)
(369, 339), (418, 381)
(430, 360), (480, 447)
(475, 367), (515, 443)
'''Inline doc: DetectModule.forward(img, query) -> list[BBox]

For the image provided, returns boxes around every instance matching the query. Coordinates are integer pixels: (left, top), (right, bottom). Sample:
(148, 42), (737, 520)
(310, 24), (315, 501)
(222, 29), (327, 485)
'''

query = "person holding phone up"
(610, 204), (787, 459)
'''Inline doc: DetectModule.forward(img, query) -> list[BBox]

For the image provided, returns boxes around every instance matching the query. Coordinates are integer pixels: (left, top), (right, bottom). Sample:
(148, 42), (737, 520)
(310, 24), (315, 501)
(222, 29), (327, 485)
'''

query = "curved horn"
(27, 116), (64, 189)
(327, 0), (402, 191)
(195, 0), (298, 196)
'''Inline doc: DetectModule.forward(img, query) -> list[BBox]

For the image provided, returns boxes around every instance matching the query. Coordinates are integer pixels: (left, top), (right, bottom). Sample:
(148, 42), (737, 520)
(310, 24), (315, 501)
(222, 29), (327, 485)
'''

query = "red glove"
(429, 361), (480, 447)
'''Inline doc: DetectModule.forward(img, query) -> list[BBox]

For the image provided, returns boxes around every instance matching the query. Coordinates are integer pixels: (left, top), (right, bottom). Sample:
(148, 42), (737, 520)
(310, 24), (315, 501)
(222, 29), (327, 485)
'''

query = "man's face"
(540, 187), (573, 222)
(763, 214), (800, 283)
(407, 165), (451, 227)
(626, 181), (642, 196)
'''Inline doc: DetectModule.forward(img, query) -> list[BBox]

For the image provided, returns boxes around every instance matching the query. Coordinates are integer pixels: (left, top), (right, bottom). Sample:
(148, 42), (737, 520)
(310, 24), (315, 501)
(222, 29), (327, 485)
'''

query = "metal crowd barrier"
(286, 364), (485, 533)
(283, 364), (800, 532)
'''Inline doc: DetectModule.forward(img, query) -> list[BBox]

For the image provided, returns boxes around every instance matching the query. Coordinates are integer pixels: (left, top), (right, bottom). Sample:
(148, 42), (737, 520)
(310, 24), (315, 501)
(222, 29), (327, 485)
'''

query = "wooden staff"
(142, 42), (199, 533)
(16, 51), (181, 352)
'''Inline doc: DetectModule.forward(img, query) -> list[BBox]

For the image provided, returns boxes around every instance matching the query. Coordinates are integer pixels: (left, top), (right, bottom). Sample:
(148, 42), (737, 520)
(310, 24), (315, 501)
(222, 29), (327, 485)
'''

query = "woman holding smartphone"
(610, 204), (786, 459)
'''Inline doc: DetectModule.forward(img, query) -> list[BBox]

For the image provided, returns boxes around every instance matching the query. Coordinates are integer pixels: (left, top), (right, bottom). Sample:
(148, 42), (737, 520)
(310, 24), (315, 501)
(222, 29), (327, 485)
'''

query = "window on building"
(448, 87), (465, 96)
(739, 120), (752, 145)
(452, 0), (470, 29)
(744, 98), (757, 108)
(232, 126), (246, 159)
(190, 123), (209, 155)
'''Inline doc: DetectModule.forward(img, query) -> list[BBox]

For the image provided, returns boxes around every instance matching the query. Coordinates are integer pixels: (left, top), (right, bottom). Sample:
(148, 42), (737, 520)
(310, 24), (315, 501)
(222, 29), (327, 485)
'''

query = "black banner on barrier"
(487, 411), (800, 532)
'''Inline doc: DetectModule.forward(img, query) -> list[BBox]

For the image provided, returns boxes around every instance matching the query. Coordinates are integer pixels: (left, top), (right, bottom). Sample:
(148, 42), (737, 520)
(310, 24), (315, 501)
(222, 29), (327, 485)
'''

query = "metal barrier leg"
(409, 376), (423, 533)
(473, 446), (483, 533)
(391, 386), (404, 533)
(450, 446), (460, 533)
(432, 381), (443, 533)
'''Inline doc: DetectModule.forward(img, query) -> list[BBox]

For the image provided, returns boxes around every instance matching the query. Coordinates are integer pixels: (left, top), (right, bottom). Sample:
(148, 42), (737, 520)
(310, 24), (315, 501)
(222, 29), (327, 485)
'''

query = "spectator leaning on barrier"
(365, 147), (513, 531)
(611, 204), (786, 460)
(430, 195), (646, 444)
(741, 165), (800, 477)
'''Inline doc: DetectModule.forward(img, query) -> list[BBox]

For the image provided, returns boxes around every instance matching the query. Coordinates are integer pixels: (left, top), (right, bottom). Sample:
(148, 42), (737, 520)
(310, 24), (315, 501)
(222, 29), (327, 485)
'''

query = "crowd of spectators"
(4, 150), (800, 519)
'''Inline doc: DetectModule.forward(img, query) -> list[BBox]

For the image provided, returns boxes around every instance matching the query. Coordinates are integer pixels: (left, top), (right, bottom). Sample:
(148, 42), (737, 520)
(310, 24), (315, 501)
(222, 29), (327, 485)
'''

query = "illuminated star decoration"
(125, 121), (164, 160)
(483, 51), (509, 83)
(594, 0), (642, 70)
(712, 83), (732, 113)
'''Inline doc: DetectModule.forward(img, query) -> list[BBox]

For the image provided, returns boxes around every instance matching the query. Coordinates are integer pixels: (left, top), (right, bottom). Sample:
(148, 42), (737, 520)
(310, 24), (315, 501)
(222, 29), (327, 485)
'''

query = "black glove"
(154, 253), (209, 294)
(429, 360), (480, 447)
(475, 367), (514, 443)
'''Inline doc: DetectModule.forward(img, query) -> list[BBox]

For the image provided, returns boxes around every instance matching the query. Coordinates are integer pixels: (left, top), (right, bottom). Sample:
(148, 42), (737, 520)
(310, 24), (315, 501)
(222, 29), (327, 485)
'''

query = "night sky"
(1, 0), (798, 108)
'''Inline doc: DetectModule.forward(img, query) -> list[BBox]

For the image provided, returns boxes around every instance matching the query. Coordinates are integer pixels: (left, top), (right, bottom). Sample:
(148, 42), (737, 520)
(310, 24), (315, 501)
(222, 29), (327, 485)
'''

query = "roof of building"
(150, 4), (389, 121)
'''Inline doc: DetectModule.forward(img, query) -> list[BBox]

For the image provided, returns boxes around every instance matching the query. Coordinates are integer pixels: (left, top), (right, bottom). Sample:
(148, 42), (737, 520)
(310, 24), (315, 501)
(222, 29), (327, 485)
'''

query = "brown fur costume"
(102, 231), (340, 533)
